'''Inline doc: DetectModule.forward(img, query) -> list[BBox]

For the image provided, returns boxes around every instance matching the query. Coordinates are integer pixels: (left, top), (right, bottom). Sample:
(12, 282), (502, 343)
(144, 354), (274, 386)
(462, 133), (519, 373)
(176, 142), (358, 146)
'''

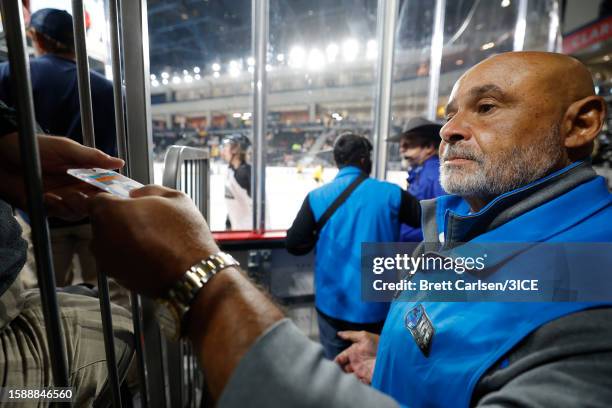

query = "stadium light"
(276, 53), (285, 62)
(151, 79), (160, 87)
(172, 76), (181, 84)
(212, 62), (221, 72)
(342, 38), (359, 62)
(150, 74), (156, 80)
(247, 57), (255, 66)
(213, 71), (220, 79)
(326, 43), (339, 63)
(161, 72), (170, 79)
(162, 78), (169, 85)
(193, 66), (201, 73)
(229, 60), (241, 77)
(289, 46), (306, 68)
(307, 48), (325, 71)
(366, 39), (377, 60)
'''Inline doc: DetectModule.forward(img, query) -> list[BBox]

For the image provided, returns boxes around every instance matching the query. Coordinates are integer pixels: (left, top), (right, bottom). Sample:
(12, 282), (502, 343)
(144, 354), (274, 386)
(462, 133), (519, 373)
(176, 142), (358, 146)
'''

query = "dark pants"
(316, 309), (385, 360)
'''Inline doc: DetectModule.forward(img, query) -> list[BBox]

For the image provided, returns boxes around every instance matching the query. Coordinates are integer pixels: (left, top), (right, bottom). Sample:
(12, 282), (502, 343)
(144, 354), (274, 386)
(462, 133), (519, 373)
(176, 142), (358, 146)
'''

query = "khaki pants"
(0, 277), (134, 407)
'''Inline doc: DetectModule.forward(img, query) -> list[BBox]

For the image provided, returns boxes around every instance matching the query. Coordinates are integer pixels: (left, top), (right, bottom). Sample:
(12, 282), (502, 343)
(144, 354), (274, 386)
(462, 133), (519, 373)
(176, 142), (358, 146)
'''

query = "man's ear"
(562, 95), (607, 161)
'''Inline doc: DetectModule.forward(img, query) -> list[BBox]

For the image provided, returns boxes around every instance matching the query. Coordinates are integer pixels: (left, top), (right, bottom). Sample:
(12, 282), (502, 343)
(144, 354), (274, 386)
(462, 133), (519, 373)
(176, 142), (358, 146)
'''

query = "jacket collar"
(421, 161), (603, 245)
(336, 166), (364, 178)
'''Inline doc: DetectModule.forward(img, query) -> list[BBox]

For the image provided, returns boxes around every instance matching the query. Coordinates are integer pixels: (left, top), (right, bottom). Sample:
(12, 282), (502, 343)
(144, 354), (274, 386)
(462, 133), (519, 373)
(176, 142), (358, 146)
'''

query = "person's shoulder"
(234, 162), (251, 177)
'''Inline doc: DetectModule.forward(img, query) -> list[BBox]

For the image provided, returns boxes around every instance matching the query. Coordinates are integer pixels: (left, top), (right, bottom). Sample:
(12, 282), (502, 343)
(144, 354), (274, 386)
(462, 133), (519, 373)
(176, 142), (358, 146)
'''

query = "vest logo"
(405, 303), (435, 357)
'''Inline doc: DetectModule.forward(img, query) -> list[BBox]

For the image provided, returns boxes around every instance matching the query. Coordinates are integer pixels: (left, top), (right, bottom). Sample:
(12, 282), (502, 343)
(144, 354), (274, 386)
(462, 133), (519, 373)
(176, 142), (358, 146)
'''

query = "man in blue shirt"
(286, 133), (421, 359)
(0, 8), (117, 290)
(388, 117), (446, 242)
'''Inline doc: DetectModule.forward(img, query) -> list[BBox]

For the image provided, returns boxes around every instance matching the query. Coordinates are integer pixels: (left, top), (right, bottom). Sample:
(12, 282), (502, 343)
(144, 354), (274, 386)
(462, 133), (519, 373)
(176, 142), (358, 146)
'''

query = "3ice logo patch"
(404, 303), (435, 357)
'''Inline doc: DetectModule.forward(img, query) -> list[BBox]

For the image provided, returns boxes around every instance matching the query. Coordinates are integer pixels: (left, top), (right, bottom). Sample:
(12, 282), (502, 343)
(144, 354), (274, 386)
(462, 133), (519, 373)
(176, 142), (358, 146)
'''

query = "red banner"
(563, 16), (612, 54)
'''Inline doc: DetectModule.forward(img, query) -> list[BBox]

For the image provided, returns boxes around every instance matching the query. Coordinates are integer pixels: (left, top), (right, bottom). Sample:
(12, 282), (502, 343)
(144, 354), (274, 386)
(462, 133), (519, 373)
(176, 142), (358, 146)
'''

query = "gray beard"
(439, 126), (564, 198)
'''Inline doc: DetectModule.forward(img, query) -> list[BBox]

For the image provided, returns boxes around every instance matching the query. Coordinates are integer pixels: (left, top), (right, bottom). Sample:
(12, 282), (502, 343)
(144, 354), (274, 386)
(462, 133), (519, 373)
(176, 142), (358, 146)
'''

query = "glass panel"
(386, 0), (436, 185)
(147, 0), (252, 231)
(266, 0), (378, 230)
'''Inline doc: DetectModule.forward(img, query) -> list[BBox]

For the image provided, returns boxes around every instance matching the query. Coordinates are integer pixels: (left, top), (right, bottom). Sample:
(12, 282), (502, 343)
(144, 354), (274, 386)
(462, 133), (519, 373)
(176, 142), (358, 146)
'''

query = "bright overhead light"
(193, 66), (200, 73)
(213, 71), (220, 79)
(150, 74), (156, 80)
(481, 42), (495, 50)
(455, 59), (464, 65)
(242, 112), (252, 120)
(212, 63), (221, 72)
(232, 112), (242, 118)
(184, 74), (193, 83)
(366, 39), (377, 60)
(265, 64), (272, 72)
(162, 78), (169, 85)
(228, 60), (241, 77)
(604, 55), (611, 62)
(307, 48), (325, 70)
(276, 53), (285, 62)
(247, 57), (255, 66)
(289, 46), (306, 68)
(342, 38), (359, 62)
(248, 66), (255, 73)
(161, 72), (169, 79)
(501, 0), (511, 7)
(194, 74), (201, 80)
(151, 80), (160, 87)
(182, 69), (188, 75)
(326, 43), (339, 63)
(172, 76), (181, 84)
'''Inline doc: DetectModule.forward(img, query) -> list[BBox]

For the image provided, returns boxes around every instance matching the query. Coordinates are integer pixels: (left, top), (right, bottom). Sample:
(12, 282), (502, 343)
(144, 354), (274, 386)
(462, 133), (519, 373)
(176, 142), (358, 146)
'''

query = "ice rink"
(154, 161), (407, 232)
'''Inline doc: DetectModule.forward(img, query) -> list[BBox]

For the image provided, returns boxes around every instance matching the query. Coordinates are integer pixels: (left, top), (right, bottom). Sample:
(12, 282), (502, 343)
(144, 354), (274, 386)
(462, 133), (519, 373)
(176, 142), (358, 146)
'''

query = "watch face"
(155, 301), (181, 341)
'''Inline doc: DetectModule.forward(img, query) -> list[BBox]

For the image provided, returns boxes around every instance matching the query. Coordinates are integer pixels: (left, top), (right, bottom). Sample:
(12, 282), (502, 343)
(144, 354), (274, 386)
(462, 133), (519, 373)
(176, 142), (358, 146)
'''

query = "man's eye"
(478, 104), (495, 113)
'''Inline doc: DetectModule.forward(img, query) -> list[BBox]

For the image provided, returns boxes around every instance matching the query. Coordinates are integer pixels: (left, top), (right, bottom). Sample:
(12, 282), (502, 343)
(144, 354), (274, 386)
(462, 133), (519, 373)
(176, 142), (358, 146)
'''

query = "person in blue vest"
(285, 133), (421, 359)
(334, 51), (612, 406)
(84, 51), (612, 407)
(0, 8), (117, 291)
(387, 118), (446, 242)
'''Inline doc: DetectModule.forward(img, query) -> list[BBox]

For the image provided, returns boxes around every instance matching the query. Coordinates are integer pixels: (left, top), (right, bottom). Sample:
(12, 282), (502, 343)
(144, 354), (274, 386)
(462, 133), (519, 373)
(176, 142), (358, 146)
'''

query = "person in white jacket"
(221, 133), (253, 230)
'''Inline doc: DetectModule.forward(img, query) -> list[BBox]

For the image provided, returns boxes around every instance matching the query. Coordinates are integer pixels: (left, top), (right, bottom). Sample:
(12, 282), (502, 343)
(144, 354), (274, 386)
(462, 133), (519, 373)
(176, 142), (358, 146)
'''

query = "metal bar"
(0, 0), (70, 391)
(427, 0), (446, 121)
(72, 1), (122, 405)
(513, 0), (528, 51)
(252, 0), (269, 232)
(71, 0), (95, 148)
(372, 0), (399, 180)
(547, 0), (561, 52)
(119, 0), (163, 406)
(107, 0), (150, 401)
(108, 0), (128, 166)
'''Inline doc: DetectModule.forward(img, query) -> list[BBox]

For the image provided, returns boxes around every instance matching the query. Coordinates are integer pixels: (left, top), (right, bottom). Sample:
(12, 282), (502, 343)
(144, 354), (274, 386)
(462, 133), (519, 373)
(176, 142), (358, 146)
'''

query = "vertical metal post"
(514, 0), (529, 51)
(252, 0), (269, 232)
(71, 1), (122, 405)
(547, 0), (561, 52)
(372, 0), (399, 180)
(427, 0), (445, 121)
(71, 0), (95, 148)
(108, 0), (128, 165)
(119, 1), (165, 406)
(0, 0), (70, 391)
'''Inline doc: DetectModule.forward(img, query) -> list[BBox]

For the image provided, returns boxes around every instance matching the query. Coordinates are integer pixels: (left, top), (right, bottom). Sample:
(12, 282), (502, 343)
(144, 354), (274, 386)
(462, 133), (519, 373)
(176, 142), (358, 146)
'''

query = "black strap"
(315, 173), (368, 233)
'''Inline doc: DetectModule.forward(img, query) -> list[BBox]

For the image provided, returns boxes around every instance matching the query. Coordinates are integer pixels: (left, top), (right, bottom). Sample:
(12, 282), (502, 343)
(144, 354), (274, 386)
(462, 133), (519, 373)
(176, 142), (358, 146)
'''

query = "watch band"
(167, 251), (240, 315)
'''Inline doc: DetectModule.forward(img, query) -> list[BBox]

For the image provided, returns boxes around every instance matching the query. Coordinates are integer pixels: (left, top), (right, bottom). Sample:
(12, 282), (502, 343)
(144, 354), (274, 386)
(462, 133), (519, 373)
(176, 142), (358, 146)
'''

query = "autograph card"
(67, 168), (143, 198)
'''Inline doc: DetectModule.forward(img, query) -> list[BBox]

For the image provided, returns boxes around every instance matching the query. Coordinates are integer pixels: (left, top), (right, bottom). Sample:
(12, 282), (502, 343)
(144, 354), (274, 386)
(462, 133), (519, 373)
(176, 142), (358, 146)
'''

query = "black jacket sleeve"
(399, 190), (421, 228)
(285, 196), (317, 256)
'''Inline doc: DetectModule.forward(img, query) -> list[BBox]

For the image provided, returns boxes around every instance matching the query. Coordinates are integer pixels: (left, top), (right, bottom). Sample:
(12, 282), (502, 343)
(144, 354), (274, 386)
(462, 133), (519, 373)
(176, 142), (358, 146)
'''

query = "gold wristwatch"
(155, 251), (239, 341)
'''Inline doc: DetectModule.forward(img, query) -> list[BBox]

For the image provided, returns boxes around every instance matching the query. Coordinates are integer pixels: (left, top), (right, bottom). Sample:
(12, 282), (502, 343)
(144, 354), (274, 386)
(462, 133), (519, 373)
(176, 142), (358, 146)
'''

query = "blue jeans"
(316, 310), (385, 360)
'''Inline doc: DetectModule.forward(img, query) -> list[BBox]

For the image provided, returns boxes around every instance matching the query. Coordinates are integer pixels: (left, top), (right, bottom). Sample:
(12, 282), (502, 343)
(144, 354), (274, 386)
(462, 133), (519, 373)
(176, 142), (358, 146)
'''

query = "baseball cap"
(387, 117), (442, 142)
(29, 8), (74, 46)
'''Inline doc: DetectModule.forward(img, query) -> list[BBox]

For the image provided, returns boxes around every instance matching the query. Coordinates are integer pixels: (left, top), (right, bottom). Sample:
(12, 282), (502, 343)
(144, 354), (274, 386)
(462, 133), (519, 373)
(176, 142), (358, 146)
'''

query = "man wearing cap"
(0, 8), (117, 290)
(388, 117), (445, 242)
(220, 133), (253, 230)
(286, 133), (421, 359)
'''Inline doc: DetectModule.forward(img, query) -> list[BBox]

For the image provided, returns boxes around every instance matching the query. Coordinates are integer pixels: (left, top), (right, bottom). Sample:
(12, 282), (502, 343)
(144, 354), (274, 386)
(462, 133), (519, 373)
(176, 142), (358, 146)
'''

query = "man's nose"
(440, 114), (471, 144)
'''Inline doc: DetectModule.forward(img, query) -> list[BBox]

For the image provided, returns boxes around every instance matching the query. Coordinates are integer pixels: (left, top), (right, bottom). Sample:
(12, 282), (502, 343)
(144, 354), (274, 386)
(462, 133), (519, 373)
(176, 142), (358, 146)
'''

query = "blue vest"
(372, 162), (612, 407)
(309, 166), (402, 323)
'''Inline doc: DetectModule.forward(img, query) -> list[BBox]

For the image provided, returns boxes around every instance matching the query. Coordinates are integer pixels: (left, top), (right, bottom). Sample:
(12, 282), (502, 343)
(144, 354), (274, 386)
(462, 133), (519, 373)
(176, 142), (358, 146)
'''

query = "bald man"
(85, 51), (612, 407)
